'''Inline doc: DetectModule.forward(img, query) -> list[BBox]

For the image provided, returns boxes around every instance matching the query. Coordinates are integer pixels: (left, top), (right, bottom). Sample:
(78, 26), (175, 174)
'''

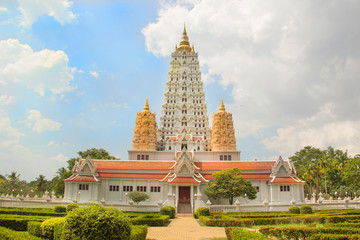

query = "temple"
(64, 26), (305, 213)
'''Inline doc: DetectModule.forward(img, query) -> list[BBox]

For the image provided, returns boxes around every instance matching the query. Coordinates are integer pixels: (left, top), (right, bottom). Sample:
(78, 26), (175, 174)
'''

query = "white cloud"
(0, 39), (75, 96)
(17, 0), (76, 27)
(0, 95), (15, 116)
(50, 153), (68, 163)
(89, 71), (99, 78)
(143, 0), (360, 155)
(263, 104), (360, 157)
(0, 7), (8, 12)
(24, 110), (61, 133)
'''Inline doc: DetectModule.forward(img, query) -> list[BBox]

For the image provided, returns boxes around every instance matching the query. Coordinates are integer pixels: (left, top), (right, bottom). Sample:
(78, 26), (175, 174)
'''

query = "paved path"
(147, 216), (226, 240)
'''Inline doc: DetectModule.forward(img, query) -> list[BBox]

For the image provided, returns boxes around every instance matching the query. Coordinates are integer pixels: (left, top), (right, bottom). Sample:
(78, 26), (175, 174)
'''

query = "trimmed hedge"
(309, 234), (360, 240)
(53, 205), (66, 213)
(40, 217), (66, 239)
(289, 206), (300, 214)
(0, 207), (66, 217)
(66, 203), (79, 212)
(160, 205), (176, 219)
(225, 227), (271, 240)
(0, 215), (51, 231)
(0, 226), (42, 240)
(28, 221), (42, 237)
(196, 207), (210, 218)
(130, 225), (148, 240)
(131, 215), (169, 226)
(301, 205), (313, 214)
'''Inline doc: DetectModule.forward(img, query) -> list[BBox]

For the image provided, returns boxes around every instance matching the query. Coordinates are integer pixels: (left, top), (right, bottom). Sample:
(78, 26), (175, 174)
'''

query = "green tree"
(204, 167), (257, 205)
(127, 191), (150, 204)
(342, 157), (360, 193)
(0, 172), (29, 196)
(77, 148), (118, 160)
(34, 174), (48, 195)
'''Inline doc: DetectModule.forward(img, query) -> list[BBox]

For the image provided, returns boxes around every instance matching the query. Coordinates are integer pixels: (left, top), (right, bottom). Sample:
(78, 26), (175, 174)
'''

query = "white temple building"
(64, 26), (305, 213)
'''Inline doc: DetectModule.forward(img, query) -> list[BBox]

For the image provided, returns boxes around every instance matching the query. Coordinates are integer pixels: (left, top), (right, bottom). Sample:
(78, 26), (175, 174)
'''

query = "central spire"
(143, 97), (150, 112)
(219, 97), (226, 113)
(177, 23), (192, 52)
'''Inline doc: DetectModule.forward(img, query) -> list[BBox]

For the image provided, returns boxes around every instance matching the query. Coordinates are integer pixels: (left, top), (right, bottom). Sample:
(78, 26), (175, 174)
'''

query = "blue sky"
(1, 0), (360, 181)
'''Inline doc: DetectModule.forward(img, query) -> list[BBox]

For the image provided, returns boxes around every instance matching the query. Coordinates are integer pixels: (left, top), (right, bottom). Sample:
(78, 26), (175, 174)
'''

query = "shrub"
(53, 221), (65, 240)
(40, 217), (66, 239)
(62, 205), (131, 240)
(196, 207), (210, 217)
(226, 227), (271, 240)
(127, 191), (150, 204)
(289, 206), (300, 214)
(0, 226), (42, 240)
(131, 215), (169, 226)
(301, 205), (313, 214)
(130, 225), (148, 240)
(160, 205), (176, 219)
(0, 215), (50, 231)
(66, 203), (79, 212)
(0, 208), (66, 217)
(54, 205), (66, 213)
(28, 221), (42, 237)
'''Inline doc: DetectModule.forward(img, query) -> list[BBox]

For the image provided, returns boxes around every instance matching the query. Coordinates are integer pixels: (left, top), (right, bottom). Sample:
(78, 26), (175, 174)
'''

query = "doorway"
(178, 186), (191, 213)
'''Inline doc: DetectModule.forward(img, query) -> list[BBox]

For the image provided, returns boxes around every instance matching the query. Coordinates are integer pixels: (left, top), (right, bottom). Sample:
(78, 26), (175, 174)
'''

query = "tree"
(77, 148), (118, 160)
(204, 168), (257, 205)
(127, 191), (150, 204)
(33, 174), (48, 196)
(342, 157), (360, 193)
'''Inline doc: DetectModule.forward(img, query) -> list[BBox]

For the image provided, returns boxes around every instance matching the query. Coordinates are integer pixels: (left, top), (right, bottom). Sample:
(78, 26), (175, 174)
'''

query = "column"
(190, 185), (194, 212)
(119, 180), (122, 202)
(175, 184), (179, 207)
(94, 183), (99, 202)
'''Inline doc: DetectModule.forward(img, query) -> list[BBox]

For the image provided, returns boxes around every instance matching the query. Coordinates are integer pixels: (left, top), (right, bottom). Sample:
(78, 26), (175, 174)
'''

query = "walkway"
(147, 216), (226, 240)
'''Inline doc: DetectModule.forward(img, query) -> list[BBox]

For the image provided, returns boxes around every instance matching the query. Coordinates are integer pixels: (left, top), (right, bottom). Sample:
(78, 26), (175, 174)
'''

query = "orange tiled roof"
(170, 177), (200, 183)
(202, 173), (271, 180)
(92, 160), (175, 170)
(98, 172), (166, 179)
(271, 176), (304, 183)
(65, 175), (99, 182)
(195, 161), (276, 171)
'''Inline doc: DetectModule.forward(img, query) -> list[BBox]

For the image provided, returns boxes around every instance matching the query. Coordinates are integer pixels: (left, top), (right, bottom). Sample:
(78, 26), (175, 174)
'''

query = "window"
(228, 155), (231, 160)
(254, 186), (260, 192)
(151, 186), (161, 192)
(79, 184), (89, 190)
(220, 155), (223, 160)
(146, 155), (149, 160)
(280, 185), (290, 192)
(123, 186), (133, 192)
(109, 185), (120, 191)
(220, 155), (232, 161)
(137, 155), (140, 160)
(224, 155), (227, 160)
(137, 186), (147, 192)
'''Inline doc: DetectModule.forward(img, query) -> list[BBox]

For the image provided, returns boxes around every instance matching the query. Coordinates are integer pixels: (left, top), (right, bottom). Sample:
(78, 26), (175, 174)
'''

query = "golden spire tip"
(219, 97), (225, 113)
(144, 97), (150, 112)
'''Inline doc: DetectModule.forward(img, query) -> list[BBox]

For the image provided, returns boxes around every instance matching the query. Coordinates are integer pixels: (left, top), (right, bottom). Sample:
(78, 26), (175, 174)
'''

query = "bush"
(289, 206), (300, 214)
(127, 191), (150, 204)
(0, 226), (42, 240)
(0, 207), (66, 217)
(40, 217), (66, 239)
(28, 221), (42, 237)
(130, 225), (148, 240)
(66, 203), (79, 212)
(301, 205), (313, 214)
(131, 215), (169, 226)
(53, 220), (65, 240)
(160, 205), (176, 219)
(196, 207), (210, 217)
(226, 227), (271, 240)
(54, 205), (66, 213)
(62, 205), (132, 240)
(0, 215), (50, 231)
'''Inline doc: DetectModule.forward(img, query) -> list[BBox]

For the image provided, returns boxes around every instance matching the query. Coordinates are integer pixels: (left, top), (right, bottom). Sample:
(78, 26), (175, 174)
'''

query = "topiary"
(289, 206), (300, 214)
(62, 205), (131, 240)
(300, 205), (313, 214)
(196, 207), (210, 217)
(27, 221), (42, 237)
(66, 203), (79, 212)
(40, 217), (66, 239)
(160, 205), (176, 219)
(127, 191), (150, 204)
(54, 205), (66, 213)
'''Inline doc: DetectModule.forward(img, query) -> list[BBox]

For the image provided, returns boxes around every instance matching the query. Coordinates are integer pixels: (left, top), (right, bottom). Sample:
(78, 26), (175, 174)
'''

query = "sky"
(0, 0), (360, 181)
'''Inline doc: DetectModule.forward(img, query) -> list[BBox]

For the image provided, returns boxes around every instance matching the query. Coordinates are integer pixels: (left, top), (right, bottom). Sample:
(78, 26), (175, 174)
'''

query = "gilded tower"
(132, 98), (157, 151)
(211, 98), (237, 151)
(157, 25), (211, 152)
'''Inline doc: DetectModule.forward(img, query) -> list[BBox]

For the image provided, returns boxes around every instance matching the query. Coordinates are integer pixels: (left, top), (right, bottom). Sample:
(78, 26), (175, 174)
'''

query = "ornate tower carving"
(157, 25), (211, 152)
(211, 98), (237, 151)
(132, 97), (157, 151)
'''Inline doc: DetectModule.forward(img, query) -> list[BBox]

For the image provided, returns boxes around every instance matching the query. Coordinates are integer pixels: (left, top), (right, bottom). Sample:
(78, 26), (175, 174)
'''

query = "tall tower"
(211, 98), (237, 151)
(132, 98), (157, 151)
(157, 26), (211, 152)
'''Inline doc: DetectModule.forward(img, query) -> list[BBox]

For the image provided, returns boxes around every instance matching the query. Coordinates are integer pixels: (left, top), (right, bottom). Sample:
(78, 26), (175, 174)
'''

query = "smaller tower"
(210, 98), (237, 151)
(132, 97), (157, 151)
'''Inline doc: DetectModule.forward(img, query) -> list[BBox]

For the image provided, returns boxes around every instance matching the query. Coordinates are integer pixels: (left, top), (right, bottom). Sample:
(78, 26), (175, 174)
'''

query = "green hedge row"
(131, 215), (169, 226)
(0, 226), (42, 240)
(225, 227), (271, 240)
(259, 226), (360, 239)
(308, 233), (360, 240)
(130, 225), (148, 240)
(0, 216), (49, 231)
(0, 207), (67, 217)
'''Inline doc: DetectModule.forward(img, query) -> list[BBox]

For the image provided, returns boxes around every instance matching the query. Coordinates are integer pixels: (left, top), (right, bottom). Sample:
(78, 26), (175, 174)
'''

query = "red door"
(178, 186), (190, 204)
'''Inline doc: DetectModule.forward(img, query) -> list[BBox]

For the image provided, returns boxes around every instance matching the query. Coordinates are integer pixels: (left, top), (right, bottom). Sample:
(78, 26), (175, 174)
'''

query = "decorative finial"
(183, 23), (187, 35)
(143, 97), (150, 112)
(178, 22), (191, 51)
(219, 97), (225, 113)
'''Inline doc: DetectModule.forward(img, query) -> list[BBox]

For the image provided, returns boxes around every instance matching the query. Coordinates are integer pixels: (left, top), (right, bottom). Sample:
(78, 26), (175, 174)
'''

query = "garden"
(0, 204), (175, 240)
(195, 206), (360, 240)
